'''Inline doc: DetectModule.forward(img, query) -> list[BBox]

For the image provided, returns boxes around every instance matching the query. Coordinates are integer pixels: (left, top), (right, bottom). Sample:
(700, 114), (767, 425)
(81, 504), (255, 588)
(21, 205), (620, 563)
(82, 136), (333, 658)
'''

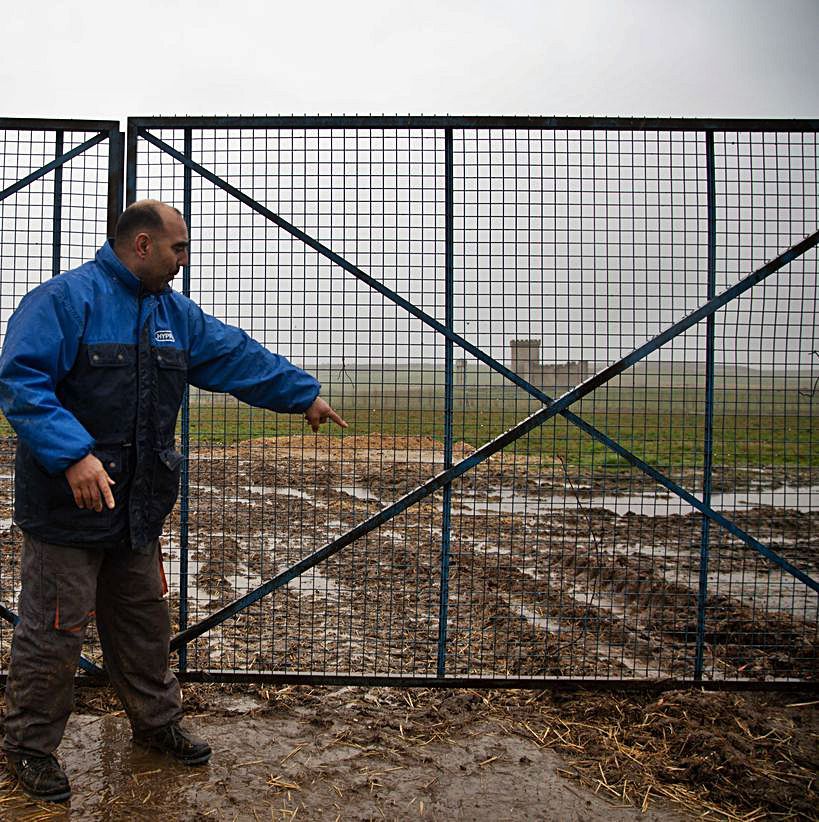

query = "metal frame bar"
(177, 127), (193, 674)
(107, 128), (125, 242)
(128, 115), (819, 132)
(0, 604), (17, 625)
(162, 671), (819, 691)
(436, 128), (455, 677)
(125, 119), (139, 206)
(0, 118), (119, 131)
(3, 669), (812, 690)
(50, 130), (63, 278)
(694, 132), (719, 680)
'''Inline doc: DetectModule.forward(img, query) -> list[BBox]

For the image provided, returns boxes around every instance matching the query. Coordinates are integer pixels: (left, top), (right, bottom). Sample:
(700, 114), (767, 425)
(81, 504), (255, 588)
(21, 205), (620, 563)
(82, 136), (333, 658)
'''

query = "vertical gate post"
(125, 120), (138, 207)
(51, 131), (64, 278)
(178, 127), (193, 672)
(107, 127), (125, 242)
(436, 128), (455, 678)
(694, 130), (718, 680)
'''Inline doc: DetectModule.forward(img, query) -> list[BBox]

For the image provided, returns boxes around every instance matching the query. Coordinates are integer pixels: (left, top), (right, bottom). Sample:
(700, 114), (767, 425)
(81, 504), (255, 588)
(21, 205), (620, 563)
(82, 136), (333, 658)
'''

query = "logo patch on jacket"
(155, 330), (175, 343)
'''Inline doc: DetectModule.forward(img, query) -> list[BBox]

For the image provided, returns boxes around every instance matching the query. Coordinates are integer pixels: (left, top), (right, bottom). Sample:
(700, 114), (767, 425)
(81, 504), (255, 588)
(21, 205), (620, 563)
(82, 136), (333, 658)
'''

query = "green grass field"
(182, 382), (817, 469)
(1, 369), (814, 470)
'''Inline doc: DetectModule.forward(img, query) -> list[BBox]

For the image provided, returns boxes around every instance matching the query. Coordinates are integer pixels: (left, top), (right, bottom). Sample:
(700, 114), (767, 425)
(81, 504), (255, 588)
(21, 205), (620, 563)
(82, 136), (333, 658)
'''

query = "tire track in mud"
(0, 439), (815, 683)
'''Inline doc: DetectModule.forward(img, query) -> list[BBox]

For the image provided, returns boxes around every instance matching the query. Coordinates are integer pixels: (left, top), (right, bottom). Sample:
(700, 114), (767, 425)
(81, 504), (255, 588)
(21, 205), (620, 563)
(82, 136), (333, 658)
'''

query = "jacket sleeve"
(186, 302), (320, 413)
(0, 282), (94, 475)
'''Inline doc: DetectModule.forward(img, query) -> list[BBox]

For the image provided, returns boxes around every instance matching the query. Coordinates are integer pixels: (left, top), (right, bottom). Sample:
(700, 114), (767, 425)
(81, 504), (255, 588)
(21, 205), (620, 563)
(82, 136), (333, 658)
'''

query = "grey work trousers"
(3, 533), (183, 758)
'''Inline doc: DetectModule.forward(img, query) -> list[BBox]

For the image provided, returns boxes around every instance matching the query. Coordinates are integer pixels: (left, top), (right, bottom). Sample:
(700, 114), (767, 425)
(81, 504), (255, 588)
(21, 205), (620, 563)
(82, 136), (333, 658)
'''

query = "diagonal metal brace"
(171, 231), (819, 650)
(0, 132), (108, 204)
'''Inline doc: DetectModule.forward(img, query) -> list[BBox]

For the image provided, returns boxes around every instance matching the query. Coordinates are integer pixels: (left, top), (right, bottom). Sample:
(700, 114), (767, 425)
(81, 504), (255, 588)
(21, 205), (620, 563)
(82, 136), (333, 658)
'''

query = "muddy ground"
(0, 684), (816, 820)
(0, 434), (816, 818)
(0, 435), (815, 683)
(177, 435), (815, 683)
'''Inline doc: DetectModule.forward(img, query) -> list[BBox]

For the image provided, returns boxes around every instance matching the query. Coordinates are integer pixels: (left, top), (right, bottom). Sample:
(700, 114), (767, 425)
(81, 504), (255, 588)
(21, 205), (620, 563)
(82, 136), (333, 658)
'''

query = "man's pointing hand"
(304, 397), (348, 433)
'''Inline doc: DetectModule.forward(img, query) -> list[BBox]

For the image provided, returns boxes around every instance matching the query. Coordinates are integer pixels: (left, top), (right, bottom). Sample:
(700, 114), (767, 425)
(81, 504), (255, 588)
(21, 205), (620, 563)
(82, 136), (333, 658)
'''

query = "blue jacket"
(0, 242), (320, 550)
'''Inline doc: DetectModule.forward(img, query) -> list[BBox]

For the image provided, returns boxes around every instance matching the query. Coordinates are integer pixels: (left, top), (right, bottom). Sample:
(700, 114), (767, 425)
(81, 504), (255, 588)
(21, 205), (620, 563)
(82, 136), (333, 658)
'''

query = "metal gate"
(0, 118), (123, 675)
(1, 116), (817, 687)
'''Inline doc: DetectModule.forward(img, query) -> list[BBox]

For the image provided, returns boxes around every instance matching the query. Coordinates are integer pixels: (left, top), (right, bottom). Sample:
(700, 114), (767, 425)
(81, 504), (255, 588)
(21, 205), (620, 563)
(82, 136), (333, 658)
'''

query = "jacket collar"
(95, 241), (171, 296)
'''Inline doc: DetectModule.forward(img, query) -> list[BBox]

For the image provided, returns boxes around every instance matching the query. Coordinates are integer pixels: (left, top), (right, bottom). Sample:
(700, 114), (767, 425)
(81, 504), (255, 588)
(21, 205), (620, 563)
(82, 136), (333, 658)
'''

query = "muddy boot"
(6, 754), (71, 802)
(133, 721), (211, 765)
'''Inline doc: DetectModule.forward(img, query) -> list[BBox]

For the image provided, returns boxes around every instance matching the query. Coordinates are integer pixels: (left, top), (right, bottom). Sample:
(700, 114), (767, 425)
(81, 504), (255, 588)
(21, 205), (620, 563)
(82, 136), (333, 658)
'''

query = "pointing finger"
(327, 409), (348, 429)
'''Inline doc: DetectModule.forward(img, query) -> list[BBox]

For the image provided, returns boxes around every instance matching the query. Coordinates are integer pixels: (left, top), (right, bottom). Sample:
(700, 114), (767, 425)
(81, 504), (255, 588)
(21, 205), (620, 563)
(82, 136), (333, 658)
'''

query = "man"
(0, 200), (346, 803)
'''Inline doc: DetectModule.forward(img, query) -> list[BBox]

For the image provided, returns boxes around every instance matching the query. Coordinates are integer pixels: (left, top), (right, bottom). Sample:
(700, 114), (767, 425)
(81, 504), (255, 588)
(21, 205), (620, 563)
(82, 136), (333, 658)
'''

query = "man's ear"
(134, 232), (152, 260)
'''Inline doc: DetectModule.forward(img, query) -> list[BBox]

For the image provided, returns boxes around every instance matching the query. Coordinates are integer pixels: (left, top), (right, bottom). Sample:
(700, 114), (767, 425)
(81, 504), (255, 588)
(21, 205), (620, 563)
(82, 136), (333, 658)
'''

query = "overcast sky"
(3, 0), (818, 123)
(2, 0), (817, 371)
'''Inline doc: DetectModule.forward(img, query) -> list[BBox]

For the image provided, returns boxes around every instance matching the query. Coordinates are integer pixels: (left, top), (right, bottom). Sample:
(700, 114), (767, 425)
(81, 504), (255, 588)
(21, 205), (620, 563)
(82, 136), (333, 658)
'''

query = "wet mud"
(0, 685), (816, 820)
(1, 695), (680, 821)
(0, 435), (816, 818)
(0, 435), (816, 682)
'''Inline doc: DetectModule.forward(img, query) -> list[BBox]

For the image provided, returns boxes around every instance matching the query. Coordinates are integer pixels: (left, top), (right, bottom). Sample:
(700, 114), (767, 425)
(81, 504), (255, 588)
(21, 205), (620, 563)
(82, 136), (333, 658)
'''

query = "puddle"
(706, 568), (819, 623)
(514, 600), (561, 633)
(268, 486), (313, 500)
(340, 483), (382, 502)
(588, 485), (819, 516)
(189, 483), (223, 494)
(167, 554), (264, 620)
(457, 485), (819, 517)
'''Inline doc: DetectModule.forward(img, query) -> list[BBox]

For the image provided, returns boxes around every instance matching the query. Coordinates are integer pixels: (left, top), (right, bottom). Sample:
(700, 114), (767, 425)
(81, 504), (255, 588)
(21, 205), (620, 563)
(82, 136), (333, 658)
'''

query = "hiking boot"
(133, 721), (212, 765)
(6, 754), (71, 802)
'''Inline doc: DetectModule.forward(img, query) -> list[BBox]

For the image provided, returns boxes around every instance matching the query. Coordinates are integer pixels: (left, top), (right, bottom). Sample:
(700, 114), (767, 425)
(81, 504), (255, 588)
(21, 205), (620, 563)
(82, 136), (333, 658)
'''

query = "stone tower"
(510, 339), (541, 380)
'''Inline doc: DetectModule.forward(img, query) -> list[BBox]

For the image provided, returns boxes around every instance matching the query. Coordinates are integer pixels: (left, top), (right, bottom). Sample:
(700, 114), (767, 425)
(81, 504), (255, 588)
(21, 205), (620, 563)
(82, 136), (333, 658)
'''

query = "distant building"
(510, 339), (589, 389)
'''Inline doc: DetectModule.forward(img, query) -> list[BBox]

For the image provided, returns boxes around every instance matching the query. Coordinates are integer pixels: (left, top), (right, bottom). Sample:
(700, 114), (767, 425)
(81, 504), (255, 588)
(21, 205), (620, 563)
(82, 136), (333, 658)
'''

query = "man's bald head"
(112, 200), (189, 292)
(113, 200), (182, 251)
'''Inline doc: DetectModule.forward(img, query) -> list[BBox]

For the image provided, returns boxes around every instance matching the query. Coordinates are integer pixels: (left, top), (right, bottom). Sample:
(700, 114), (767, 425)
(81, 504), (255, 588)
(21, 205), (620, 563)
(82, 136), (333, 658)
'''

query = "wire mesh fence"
(0, 118), (122, 675)
(0, 116), (816, 686)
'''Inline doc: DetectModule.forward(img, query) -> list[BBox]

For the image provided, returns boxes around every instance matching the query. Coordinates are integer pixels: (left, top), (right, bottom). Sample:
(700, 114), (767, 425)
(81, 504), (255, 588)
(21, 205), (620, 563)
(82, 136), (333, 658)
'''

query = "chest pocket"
(62, 344), (137, 439)
(154, 347), (187, 371)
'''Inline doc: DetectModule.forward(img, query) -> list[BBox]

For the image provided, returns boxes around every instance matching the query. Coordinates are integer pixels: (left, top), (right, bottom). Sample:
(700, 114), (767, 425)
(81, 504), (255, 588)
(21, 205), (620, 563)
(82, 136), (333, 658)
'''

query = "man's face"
(138, 210), (190, 293)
